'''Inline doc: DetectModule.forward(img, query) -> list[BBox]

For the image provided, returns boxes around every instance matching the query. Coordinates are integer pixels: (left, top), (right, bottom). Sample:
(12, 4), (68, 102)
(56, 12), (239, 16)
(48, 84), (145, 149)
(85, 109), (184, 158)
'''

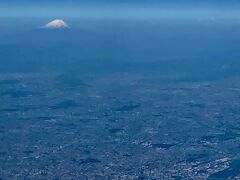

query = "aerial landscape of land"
(1, 70), (240, 179)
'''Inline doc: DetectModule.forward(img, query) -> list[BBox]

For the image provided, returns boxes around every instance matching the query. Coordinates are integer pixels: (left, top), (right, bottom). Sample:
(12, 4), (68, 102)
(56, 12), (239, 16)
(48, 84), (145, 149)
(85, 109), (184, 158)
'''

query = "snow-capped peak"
(44, 19), (69, 29)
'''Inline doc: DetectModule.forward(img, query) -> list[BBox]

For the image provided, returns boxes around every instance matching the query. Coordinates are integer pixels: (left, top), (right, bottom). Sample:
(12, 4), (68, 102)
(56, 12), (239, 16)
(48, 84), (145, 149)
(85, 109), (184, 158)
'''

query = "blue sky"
(0, 0), (239, 19)
(3, 0), (239, 6)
